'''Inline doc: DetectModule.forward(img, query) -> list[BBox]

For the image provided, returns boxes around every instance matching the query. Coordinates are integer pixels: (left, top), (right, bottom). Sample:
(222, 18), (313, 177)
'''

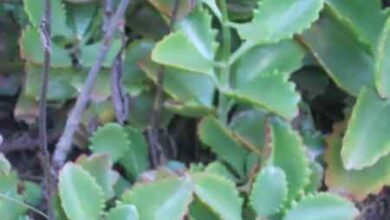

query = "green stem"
(217, 0), (232, 124)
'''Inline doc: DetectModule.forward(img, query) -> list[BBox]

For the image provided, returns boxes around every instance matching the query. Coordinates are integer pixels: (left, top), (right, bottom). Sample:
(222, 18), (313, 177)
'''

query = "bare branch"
(39, 0), (54, 218)
(148, 0), (181, 167)
(53, 0), (130, 169)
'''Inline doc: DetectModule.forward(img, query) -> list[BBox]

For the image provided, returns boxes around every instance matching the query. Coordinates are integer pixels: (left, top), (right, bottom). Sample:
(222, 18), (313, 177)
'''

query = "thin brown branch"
(148, 0), (181, 168)
(39, 0), (54, 218)
(53, 0), (130, 170)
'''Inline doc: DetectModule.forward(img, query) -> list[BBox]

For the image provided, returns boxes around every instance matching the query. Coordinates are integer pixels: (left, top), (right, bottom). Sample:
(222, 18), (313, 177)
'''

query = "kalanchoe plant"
(5, 0), (390, 219)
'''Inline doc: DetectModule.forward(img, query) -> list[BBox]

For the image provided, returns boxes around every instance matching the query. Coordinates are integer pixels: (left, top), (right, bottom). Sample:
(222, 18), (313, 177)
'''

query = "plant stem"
(148, 0), (180, 167)
(39, 0), (54, 218)
(53, 0), (130, 169)
(217, 0), (232, 124)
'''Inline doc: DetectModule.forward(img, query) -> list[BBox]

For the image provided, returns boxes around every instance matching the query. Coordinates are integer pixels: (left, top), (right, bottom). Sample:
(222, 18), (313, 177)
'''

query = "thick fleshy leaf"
(341, 88), (390, 170)
(270, 119), (311, 203)
(235, 0), (324, 44)
(80, 39), (122, 67)
(192, 173), (242, 220)
(141, 59), (215, 117)
(152, 7), (217, 75)
(122, 177), (194, 220)
(231, 72), (300, 120)
(67, 2), (97, 39)
(200, 0), (222, 20)
(123, 40), (155, 95)
(326, 0), (386, 48)
(375, 17), (390, 98)
(229, 109), (268, 155)
(0, 154), (11, 175)
(106, 205), (139, 220)
(148, 0), (195, 19)
(119, 127), (149, 180)
(20, 27), (72, 67)
(59, 163), (105, 220)
(189, 198), (220, 220)
(23, 0), (70, 36)
(325, 122), (390, 201)
(76, 154), (118, 199)
(301, 11), (374, 96)
(89, 123), (131, 163)
(198, 116), (248, 176)
(24, 63), (77, 101)
(250, 166), (288, 218)
(305, 161), (323, 193)
(283, 193), (359, 220)
(232, 40), (305, 87)
(205, 161), (238, 182)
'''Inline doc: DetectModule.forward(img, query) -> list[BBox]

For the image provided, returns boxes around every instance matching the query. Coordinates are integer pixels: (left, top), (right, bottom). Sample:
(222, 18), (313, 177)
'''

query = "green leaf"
(20, 27), (72, 67)
(200, 0), (222, 20)
(24, 63), (77, 101)
(80, 39), (122, 67)
(141, 58), (215, 117)
(23, 0), (70, 37)
(123, 40), (155, 95)
(192, 173), (243, 220)
(283, 193), (358, 220)
(230, 72), (300, 120)
(341, 88), (390, 170)
(122, 177), (194, 220)
(232, 40), (305, 87)
(325, 122), (390, 200)
(326, 0), (386, 48)
(148, 0), (195, 19)
(119, 127), (149, 180)
(198, 116), (248, 176)
(301, 11), (374, 96)
(250, 166), (288, 218)
(152, 7), (217, 75)
(235, 0), (324, 44)
(375, 17), (390, 98)
(67, 2), (97, 39)
(76, 154), (118, 199)
(89, 123), (131, 163)
(189, 198), (220, 220)
(229, 109), (268, 155)
(205, 161), (238, 182)
(59, 163), (105, 220)
(270, 119), (311, 203)
(22, 181), (42, 207)
(106, 205), (139, 220)
(305, 161), (323, 193)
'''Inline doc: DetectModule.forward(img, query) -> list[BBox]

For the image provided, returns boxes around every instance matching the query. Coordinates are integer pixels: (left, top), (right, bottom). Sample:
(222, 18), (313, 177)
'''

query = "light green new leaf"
(119, 127), (149, 180)
(59, 163), (105, 220)
(152, 7), (217, 75)
(198, 116), (248, 176)
(192, 173), (243, 220)
(326, 0), (386, 48)
(283, 193), (359, 220)
(375, 17), (390, 98)
(232, 40), (305, 87)
(301, 11), (374, 96)
(122, 177), (194, 220)
(325, 122), (390, 200)
(77, 154), (118, 199)
(250, 166), (288, 218)
(231, 72), (300, 120)
(23, 0), (70, 37)
(341, 88), (390, 170)
(106, 205), (139, 220)
(89, 123), (131, 163)
(0, 154), (11, 175)
(270, 119), (311, 203)
(235, 0), (324, 44)
(20, 27), (72, 67)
